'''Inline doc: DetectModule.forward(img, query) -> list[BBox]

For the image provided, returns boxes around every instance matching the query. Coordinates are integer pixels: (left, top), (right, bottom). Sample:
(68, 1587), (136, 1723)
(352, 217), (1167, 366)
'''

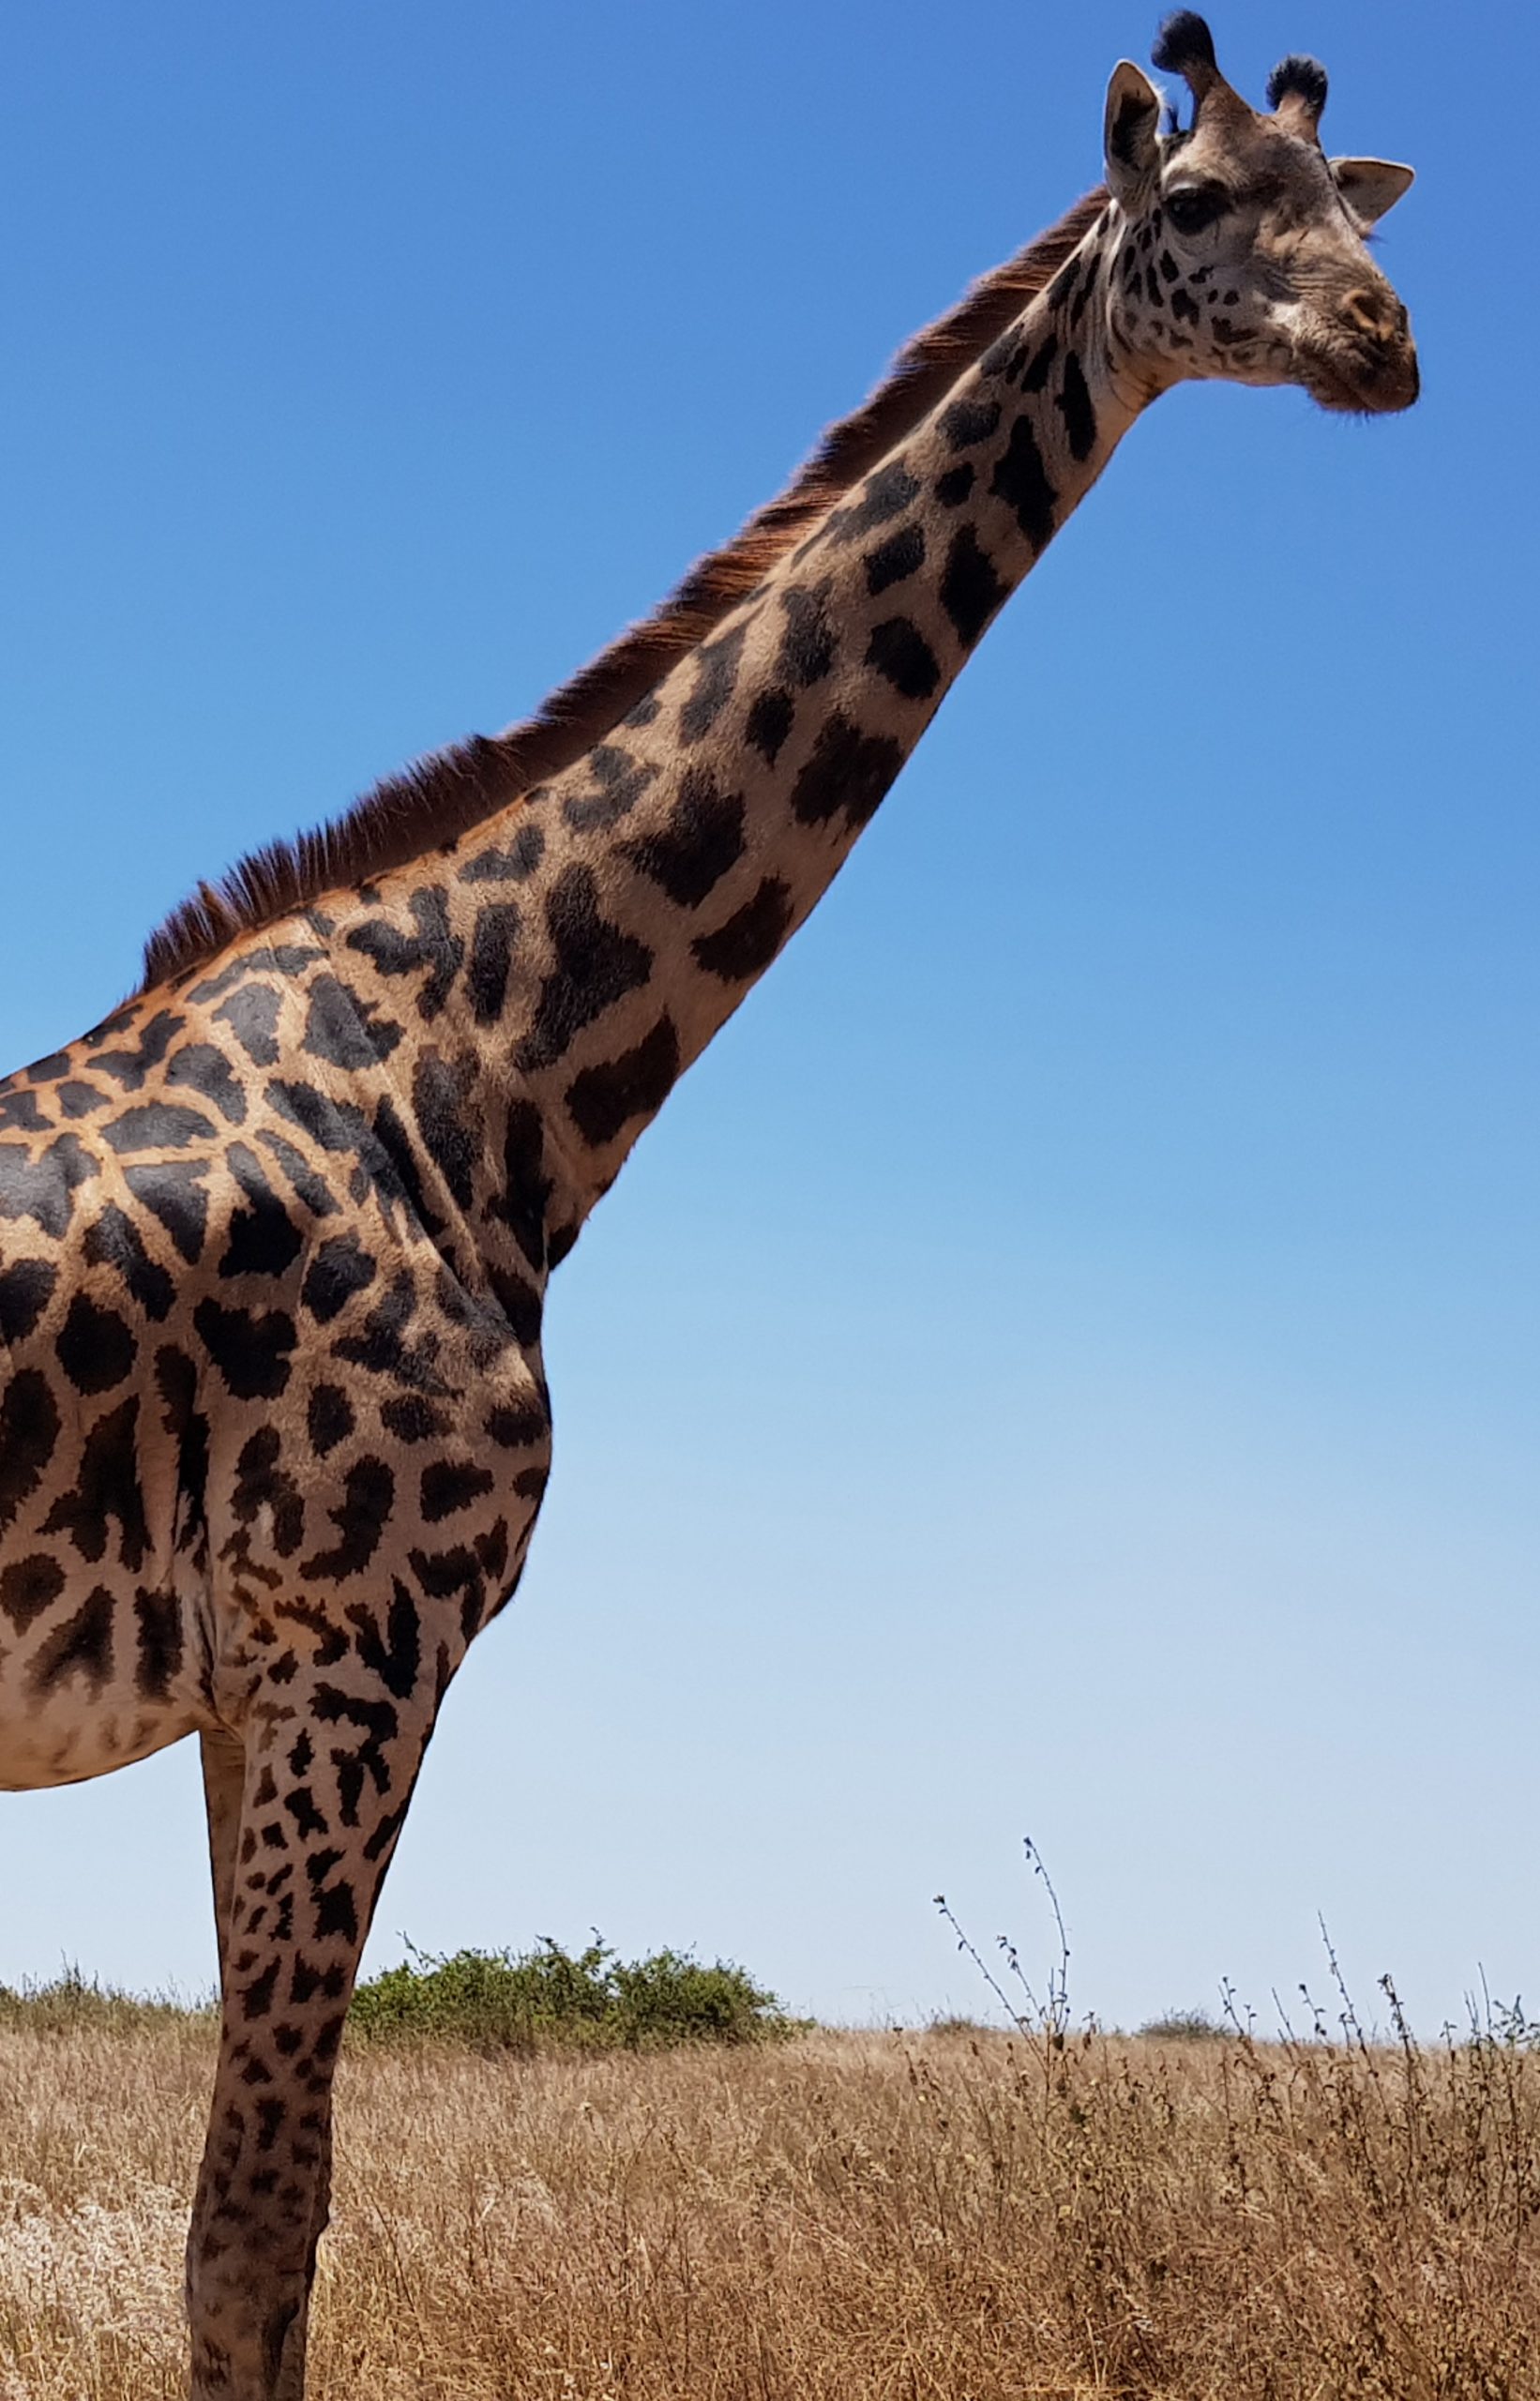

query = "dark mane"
(140, 189), (1109, 993)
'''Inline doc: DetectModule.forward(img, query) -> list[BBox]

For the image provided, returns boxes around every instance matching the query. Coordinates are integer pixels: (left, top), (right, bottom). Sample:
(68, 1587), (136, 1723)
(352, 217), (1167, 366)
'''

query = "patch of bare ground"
(3, 2013), (1540, 2398)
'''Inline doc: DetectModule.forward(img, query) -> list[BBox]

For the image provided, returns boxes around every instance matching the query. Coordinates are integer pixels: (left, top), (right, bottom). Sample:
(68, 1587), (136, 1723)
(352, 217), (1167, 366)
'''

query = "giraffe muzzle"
(1300, 316), (1419, 415)
(1302, 279), (1419, 415)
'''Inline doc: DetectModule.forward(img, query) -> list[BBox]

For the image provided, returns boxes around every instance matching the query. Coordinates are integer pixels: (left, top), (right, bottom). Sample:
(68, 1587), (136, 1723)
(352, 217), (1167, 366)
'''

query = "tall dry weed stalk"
(3, 1988), (1539, 2397)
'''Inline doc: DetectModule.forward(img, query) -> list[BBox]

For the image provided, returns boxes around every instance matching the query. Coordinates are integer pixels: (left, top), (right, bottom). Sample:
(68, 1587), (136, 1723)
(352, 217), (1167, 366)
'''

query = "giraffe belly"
(0, 1697), (204, 1790)
(0, 1564), (213, 1792)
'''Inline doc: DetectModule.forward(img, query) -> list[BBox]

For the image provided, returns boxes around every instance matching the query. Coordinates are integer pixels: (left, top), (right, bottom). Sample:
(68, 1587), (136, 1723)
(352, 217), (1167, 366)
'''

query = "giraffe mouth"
(1299, 340), (1420, 416)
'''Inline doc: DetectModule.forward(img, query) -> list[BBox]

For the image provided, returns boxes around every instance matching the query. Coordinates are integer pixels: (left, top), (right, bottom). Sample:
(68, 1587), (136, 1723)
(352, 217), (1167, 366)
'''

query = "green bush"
(0, 1964), (212, 2034)
(347, 1937), (800, 2051)
(1137, 2007), (1229, 2043)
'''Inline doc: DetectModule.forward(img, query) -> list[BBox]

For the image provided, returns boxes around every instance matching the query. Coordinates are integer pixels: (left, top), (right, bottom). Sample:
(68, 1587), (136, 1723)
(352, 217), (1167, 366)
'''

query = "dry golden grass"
(3, 2007), (1539, 2399)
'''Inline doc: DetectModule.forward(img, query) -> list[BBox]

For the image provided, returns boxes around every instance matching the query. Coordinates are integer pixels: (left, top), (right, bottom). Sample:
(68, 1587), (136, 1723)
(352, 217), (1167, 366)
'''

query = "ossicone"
(1267, 53), (1329, 140)
(1151, 11), (1220, 96)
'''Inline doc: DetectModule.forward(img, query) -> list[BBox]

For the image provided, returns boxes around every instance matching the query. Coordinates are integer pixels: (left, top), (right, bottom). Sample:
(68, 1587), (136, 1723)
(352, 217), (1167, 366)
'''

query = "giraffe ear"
(1104, 62), (1163, 204)
(1330, 158), (1415, 226)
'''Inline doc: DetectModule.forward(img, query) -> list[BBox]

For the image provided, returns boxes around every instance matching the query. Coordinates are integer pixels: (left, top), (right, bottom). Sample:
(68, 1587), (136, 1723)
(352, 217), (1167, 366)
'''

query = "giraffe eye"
(1165, 183), (1229, 234)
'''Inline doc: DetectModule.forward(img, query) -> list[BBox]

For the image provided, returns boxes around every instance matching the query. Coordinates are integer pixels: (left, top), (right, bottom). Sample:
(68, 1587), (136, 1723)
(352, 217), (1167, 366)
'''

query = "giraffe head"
(1100, 12), (1417, 414)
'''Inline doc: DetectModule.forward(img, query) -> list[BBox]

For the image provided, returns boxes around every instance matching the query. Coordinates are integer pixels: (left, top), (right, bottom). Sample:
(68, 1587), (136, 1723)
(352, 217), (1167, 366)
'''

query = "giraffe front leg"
(185, 1657), (438, 2400)
(200, 1726), (245, 1986)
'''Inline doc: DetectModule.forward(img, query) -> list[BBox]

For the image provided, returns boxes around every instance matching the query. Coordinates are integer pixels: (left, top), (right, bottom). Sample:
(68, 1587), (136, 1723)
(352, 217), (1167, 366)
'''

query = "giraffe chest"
(0, 1282), (551, 1789)
(1, 1014), (556, 1794)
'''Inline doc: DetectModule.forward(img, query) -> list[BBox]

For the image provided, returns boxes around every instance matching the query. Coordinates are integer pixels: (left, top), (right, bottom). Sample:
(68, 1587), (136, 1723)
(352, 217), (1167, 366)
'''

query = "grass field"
(3, 1977), (1539, 2400)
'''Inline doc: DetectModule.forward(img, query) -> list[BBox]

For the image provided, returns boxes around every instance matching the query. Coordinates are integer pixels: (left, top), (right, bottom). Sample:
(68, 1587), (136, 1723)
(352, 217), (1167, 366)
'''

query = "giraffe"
(0, 17), (1416, 2395)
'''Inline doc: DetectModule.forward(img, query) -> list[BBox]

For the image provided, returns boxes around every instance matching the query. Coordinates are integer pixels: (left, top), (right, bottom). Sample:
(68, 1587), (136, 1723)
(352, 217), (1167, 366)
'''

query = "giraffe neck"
(337, 206), (1143, 1276)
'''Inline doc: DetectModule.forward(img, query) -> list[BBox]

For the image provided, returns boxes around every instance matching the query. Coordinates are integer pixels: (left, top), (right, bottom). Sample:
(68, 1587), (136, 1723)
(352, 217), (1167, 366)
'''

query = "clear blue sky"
(3, 1), (1535, 2034)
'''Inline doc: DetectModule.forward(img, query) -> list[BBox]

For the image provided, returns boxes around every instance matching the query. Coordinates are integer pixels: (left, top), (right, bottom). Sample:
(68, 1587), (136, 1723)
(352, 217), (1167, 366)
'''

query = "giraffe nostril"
(1343, 286), (1396, 340)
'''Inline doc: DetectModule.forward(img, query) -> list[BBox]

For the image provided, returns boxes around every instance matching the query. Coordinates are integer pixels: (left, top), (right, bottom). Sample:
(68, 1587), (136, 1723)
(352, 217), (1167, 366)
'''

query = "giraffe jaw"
(1297, 338), (1420, 416)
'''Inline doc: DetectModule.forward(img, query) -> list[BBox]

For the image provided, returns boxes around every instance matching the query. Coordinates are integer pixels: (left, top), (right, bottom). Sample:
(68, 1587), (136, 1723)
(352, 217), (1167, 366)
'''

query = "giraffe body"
(0, 950), (551, 1797)
(0, 18), (1417, 2393)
